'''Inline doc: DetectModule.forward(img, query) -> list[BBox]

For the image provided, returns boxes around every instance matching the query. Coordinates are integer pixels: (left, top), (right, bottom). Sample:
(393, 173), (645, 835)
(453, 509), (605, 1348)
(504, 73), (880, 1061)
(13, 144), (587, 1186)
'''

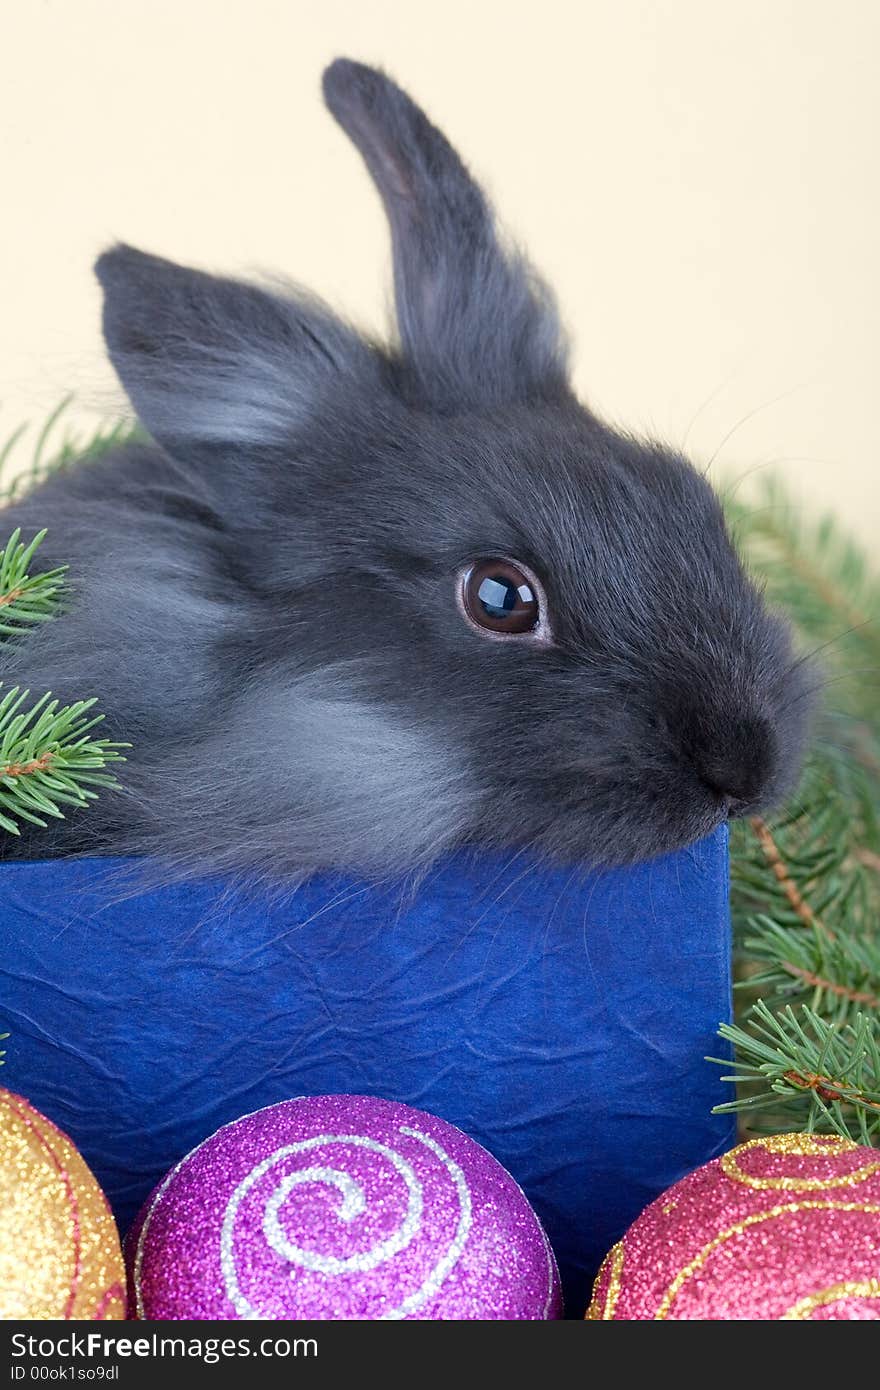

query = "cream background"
(1, 0), (877, 546)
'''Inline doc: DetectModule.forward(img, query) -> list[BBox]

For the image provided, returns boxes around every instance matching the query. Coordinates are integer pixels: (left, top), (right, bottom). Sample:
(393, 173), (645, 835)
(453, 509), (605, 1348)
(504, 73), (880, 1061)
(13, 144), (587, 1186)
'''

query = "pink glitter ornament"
(587, 1133), (880, 1320)
(127, 1095), (561, 1319)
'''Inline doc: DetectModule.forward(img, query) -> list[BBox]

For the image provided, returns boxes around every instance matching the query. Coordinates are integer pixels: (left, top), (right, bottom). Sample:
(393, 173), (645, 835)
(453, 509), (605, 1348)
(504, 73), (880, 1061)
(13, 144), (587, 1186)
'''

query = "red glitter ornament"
(587, 1133), (880, 1320)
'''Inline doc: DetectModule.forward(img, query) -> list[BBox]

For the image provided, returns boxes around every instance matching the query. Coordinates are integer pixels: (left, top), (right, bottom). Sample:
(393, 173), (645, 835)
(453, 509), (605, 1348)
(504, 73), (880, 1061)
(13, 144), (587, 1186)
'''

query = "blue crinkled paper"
(0, 828), (734, 1313)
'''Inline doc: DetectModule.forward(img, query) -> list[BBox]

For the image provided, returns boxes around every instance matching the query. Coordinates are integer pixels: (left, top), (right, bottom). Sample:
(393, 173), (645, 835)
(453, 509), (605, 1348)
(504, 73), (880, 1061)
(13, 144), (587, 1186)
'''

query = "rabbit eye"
(459, 558), (544, 637)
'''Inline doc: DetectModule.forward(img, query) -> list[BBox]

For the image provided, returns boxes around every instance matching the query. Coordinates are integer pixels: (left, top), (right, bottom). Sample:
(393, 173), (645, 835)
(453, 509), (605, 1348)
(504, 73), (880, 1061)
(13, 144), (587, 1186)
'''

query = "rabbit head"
(88, 59), (813, 874)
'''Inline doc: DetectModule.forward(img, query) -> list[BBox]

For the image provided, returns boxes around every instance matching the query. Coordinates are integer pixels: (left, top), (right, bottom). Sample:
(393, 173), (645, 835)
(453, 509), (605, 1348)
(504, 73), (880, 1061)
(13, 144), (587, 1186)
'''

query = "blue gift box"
(0, 829), (734, 1314)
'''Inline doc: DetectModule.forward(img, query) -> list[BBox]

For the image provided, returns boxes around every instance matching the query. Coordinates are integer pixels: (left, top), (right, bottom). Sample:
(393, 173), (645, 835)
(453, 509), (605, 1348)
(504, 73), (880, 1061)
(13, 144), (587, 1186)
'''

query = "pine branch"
(0, 528), (67, 636)
(725, 474), (880, 729)
(0, 685), (127, 834)
(709, 1002), (880, 1146)
(730, 745), (879, 944)
(0, 525), (126, 833)
(0, 406), (139, 842)
(719, 474), (880, 1145)
(737, 914), (880, 1021)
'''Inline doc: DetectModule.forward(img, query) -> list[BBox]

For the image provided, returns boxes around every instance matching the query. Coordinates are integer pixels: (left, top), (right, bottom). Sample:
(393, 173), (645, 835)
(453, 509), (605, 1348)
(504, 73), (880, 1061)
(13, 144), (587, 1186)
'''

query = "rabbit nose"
(691, 714), (776, 807)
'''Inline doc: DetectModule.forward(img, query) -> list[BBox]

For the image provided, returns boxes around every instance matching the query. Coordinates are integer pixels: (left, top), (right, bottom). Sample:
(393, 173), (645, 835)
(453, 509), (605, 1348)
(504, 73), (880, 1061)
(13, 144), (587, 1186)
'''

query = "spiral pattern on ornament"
(219, 1125), (472, 1319)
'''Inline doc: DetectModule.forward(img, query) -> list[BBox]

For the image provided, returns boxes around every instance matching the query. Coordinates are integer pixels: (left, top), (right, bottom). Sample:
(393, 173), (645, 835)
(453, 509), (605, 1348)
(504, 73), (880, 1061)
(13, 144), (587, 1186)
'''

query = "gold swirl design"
(585, 1242), (624, 1320)
(655, 1200), (880, 1319)
(781, 1279), (880, 1319)
(720, 1134), (880, 1191)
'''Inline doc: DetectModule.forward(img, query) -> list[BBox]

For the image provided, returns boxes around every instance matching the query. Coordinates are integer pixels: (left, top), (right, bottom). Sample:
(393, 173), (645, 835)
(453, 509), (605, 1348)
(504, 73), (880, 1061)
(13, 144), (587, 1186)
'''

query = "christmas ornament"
(0, 1087), (125, 1319)
(128, 1094), (561, 1319)
(587, 1132), (880, 1319)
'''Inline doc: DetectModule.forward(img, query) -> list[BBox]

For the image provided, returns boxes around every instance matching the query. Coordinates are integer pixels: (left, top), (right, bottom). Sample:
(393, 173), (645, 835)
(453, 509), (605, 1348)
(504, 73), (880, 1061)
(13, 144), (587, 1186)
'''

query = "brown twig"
(779, 962), (879, 1010)
(782, 1069), (880, 1114)
(0, 586), (24, 608)
(2, 752), (54, 778)
(749, 815), (834, 940)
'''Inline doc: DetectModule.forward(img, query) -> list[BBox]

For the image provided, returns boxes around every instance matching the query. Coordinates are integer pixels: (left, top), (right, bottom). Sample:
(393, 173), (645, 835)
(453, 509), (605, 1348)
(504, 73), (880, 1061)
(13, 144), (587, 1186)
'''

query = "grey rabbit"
(0, 59), (813, 881)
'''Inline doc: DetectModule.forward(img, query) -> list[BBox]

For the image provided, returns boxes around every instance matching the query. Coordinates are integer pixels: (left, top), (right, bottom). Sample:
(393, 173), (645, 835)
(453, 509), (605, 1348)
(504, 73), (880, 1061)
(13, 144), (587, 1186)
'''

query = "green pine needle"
(0, 685), (128, 835)
(0, 528), (67, 635)
(717, 473), (880, 1146)
(0, 403), (136, 837)
(709, 1001), (880, 1146)
(0, 395), (143, 504)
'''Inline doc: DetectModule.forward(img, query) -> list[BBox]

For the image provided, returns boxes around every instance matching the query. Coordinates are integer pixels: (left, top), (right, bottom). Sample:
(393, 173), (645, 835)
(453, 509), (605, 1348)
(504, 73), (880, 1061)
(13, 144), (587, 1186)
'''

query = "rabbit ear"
(323, 59), (569, 411)
(95, 244), (374, 453)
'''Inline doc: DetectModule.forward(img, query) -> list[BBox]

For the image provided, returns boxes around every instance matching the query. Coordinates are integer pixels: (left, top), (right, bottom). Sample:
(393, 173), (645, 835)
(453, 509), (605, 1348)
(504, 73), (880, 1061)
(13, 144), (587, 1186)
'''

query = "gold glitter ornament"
(587, 1133), (880, 1320)
(0, 1087), (125, 1318)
